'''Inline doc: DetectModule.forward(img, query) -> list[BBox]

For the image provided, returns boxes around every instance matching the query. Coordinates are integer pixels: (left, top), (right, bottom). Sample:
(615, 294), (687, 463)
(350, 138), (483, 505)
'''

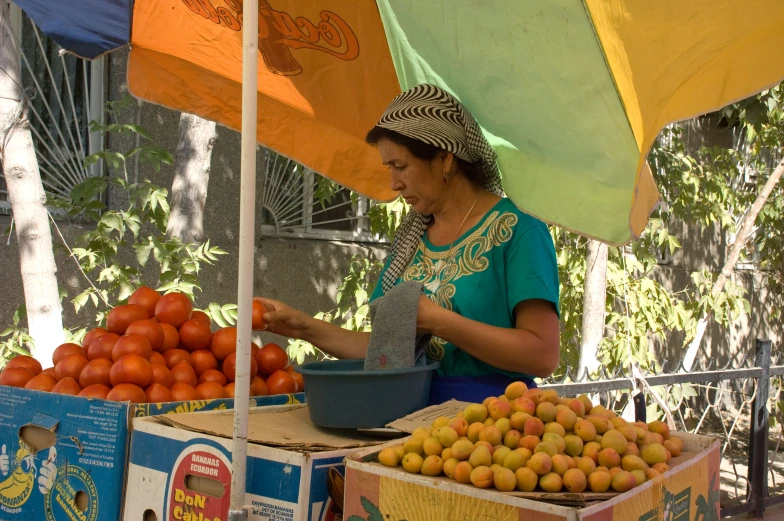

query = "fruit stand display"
(0, 286), (305, 521)
(0, 286), (303, 403)
(344, 383), (720, 520)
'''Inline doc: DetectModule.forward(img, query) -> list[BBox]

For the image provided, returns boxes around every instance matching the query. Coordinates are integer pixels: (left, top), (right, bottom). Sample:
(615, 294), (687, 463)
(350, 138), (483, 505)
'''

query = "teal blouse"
(370, 198), (560, 378)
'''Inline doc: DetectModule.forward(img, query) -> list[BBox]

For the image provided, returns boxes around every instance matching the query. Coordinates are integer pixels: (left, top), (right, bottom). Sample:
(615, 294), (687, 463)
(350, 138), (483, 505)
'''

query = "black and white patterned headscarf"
(376, 84), (504, 294)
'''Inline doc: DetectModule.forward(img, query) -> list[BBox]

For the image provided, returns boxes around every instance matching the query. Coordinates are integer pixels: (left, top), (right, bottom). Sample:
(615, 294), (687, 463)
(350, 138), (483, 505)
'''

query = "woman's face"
(377, 138), (447, 215)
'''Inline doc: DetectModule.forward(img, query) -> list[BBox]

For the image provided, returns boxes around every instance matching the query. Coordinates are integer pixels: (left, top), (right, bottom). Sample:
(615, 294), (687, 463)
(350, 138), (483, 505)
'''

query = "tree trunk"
(167, 113), (217, 243)
(0, 3), (65, 362)
(683, 157), (784, 371)
(578, 240), (608, 379)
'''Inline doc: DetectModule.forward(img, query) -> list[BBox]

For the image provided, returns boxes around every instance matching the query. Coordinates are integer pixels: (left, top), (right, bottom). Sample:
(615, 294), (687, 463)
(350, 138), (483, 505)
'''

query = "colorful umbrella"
(14, 0), (784, 244)
(10, 0), (784, 517)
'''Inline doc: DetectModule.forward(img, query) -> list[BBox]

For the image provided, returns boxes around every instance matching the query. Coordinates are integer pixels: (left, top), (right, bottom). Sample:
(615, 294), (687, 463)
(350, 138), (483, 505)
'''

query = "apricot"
(492, 446), (512, 466)
(423, 437), (443, 457)
(443, 458), (459, 479)
(544, 422), (566, 437)
(620, 425), (638, 443)
(494, 467), (517, 491)
(601, 430), (628, 455)
(523, 389), (544, 405)
(448, 417), (468, 437)
(464, 404), (489, 424)
(431, 416), (450, 429)
(469, 445), (492, 468)
(626, 442), (640, 457)
(488, 400), (512, 421)
(611, 471), (637, 492)
(451, 439), (474, 461)
(526, 452), (552, 475)
(393, 445), (405, 461)
(510, 412), (531, 431)
(563, 468), (588, 493)
(441, 448), (453, 461)
(609, 467), (623, 478)
(644, 468), (661, 480)
(403, 438), (424, 456)
(412, 428), (431, 440)
(541, 390), (560, 405)
(378, 448), (399, 467)
(556, 408), (578, 431)
(515, 467), (538, 492)
(519, 435), (541, 452)
(582, 442), (602, 463)
(598, 448), (621, 469)
(402, 453), (424, 473)
(551, 454), (570, 476)
(663, 439), (681, 457)
(503, 429), (522, 450)
(474, 440), (494, 454)
(536, 402), (557, 423)
(631, 469), (647, 486)
(577, 394), (593, 414)
(610, 417), (627, 429)
(641, 444), (668, 466)
(567, 398), (586, 418)
(647, 432), (665, 445)
(588, 416), (610, 434)
(539, 472), (563, 492)
(621, 455), (647, 472)
(467, 422), (485, 443)
(505, 381), (528, 400)
(524, 417), (545, 437)
(564, 435), (584, 457)
(421, 455), (444, 476)
(495, 418), (512, 437)
(652, 462), (670, 474)
(434, 426), (457, 449)
(542, 433), (566, 453)
(588, 470), (612, 492)
(574, 419), (597, 442)
(502, 450), (528, 472)
(534, 442), (558, 457)
(484, 417), (496, 427)
(454, 461), (474, 483)
(470, 466), (494, 488)
(511, 397), (536, 415)
(648, 420), (670, 440)
(577, 456), (596, 477)
(479, 426), (502, 447)
(669, 436), (685, 450)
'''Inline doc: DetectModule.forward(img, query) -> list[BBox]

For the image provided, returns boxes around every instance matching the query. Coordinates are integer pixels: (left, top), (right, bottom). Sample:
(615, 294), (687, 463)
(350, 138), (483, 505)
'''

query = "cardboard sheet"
(155, 404), (383, 450)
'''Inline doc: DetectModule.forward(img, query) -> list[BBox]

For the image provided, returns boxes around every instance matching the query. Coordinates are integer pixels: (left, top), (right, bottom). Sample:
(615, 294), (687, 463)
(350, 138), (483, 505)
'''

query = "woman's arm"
(418, 297), (560, 377)
(256, 297), (369, 359)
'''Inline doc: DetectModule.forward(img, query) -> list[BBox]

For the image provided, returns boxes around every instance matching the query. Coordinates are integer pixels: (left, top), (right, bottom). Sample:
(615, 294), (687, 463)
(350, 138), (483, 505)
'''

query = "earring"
(443, 172), (448, 184)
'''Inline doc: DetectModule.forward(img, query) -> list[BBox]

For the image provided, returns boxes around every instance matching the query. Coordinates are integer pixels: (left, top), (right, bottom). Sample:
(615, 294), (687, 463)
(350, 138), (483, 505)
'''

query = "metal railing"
(539, 338), (783, 518)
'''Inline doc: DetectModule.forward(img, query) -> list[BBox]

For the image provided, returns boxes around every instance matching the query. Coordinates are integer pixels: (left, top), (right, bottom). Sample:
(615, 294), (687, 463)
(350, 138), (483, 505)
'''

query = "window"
(0, 2), (105, 215)
(259, 150), (383, 243)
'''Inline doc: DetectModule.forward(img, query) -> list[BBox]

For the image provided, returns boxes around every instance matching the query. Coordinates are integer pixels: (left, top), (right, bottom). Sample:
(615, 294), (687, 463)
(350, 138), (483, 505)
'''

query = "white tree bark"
(166, 113), (217, 243)
(578, 240), (608, 379)
(0, 3), (65, 362)
(683, 157), (784, 371)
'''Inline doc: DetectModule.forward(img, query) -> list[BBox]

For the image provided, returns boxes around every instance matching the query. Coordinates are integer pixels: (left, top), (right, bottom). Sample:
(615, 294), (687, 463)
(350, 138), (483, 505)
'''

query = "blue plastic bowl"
(294, 359), (440, 429)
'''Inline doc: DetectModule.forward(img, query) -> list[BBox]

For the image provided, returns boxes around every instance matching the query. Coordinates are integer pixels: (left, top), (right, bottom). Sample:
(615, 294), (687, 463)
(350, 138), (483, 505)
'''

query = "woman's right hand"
(254, 297), (313, 340)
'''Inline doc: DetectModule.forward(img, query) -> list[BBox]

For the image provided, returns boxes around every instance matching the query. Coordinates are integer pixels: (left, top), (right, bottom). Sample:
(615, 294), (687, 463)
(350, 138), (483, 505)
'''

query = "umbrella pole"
(229, 0), (259, 518)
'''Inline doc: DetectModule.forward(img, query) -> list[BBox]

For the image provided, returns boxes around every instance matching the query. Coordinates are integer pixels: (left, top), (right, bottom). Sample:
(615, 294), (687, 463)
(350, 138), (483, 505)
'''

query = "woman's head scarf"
(374, 84), (504, 293)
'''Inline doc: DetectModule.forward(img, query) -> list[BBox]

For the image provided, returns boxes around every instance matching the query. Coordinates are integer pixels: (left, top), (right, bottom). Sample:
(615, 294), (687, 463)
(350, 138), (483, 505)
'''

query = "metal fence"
(539, 338), (783, 519)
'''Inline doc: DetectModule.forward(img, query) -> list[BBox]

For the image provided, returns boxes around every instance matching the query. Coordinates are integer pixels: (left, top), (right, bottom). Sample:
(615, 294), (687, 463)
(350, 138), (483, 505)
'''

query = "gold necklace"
(429, 193), (482, 280)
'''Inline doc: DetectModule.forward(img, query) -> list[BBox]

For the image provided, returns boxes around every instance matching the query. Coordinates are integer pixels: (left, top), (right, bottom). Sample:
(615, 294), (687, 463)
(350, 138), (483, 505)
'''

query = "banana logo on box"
(0, 442), (57, 509)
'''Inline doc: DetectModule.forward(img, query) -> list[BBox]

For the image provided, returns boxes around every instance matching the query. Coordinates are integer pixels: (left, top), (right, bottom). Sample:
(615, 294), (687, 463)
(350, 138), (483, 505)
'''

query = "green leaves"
(207, 303), (238, 328)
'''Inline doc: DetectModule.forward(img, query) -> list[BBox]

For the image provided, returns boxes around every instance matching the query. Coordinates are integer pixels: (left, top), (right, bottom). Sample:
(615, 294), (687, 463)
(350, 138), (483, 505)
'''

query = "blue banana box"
(0, 386), (305, 521)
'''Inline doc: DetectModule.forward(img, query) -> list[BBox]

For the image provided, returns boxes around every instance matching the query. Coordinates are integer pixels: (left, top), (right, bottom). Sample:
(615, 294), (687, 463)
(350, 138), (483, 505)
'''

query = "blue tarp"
(13, 0), (132, 60)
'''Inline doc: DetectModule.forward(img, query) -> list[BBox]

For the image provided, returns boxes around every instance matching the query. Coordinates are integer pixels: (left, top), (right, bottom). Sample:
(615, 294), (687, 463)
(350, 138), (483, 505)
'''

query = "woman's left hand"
(416, 294), (443, 336)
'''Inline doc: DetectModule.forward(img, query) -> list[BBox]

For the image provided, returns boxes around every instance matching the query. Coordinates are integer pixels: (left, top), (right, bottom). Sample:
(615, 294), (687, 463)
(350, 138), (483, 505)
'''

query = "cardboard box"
(343, 402), (721, 521)
(0, 386), (304, 521)
(123, 404), (388, 521)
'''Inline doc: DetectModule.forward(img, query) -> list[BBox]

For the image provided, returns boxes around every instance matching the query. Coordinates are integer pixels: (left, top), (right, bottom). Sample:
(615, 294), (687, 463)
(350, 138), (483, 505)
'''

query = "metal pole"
(229, 0), (258, 517)
(747, 338), (771, 518)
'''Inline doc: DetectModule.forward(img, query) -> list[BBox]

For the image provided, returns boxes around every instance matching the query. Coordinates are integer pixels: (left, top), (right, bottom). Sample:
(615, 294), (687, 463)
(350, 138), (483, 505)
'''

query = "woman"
(257, 84), (560, 404)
